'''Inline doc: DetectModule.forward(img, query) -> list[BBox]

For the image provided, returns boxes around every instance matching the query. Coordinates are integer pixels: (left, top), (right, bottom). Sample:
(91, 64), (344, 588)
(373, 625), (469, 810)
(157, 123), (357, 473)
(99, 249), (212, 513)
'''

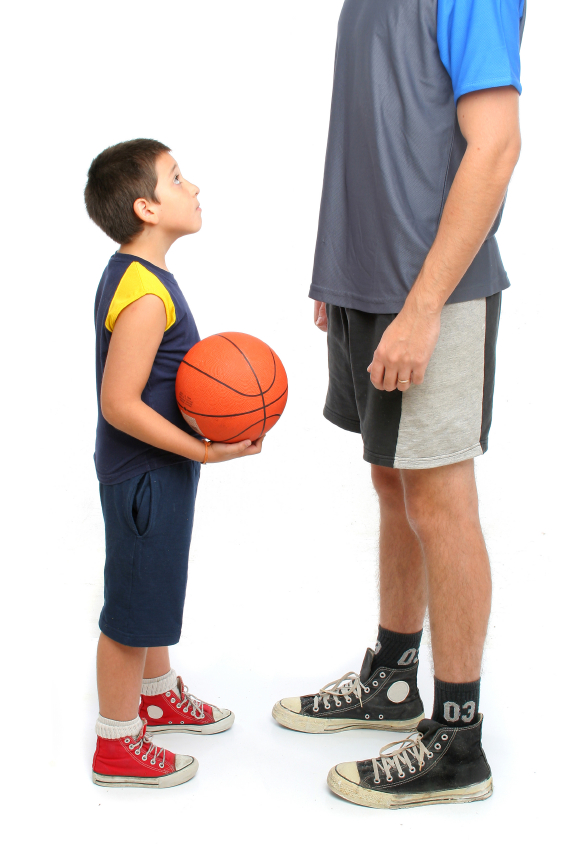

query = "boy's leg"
(97, 633), (146, 721)
(143, 647), (170, 680)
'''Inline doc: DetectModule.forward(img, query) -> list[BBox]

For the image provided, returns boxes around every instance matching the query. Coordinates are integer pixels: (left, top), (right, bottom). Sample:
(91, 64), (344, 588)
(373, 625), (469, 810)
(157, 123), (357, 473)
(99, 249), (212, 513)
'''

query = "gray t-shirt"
(309, 0), (525, 314)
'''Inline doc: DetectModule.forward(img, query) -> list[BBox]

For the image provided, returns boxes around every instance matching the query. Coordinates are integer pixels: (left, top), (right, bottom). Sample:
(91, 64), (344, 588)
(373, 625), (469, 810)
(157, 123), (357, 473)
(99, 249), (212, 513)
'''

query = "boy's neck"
(118, 233), (174, 272)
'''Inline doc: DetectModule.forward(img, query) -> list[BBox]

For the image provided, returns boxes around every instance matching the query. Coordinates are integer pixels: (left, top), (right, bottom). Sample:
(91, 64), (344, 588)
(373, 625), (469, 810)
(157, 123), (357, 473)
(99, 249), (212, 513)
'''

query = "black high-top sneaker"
(272, 648), (424, 733)
(327, 715), (492, 809)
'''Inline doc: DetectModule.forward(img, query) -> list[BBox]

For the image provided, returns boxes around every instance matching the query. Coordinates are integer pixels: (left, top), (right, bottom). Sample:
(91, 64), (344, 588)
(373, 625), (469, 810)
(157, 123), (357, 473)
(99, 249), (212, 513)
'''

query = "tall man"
(273, 0), (526, 809)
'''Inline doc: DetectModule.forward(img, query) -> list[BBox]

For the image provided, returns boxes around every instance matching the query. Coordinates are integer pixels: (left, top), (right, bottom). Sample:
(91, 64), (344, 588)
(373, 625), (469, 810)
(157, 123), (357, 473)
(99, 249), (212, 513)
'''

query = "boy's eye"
(174, 174), (182, 184)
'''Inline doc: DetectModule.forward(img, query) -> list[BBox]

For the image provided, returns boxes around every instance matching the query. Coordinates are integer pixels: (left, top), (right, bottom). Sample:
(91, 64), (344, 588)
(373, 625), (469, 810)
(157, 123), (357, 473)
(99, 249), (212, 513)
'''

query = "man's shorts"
(99, 460), (200, 648)
(324, 293), (501, 470)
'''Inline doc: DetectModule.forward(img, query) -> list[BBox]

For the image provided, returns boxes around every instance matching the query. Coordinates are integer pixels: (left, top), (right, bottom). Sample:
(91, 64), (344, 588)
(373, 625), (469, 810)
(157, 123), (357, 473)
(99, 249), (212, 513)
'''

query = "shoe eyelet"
(386, 776), (393, 783)
(129, 744), (135, 750)
(135, 750), (141, 756)
(374, 778), (380, 784)
(180, 721), (185, 724)
(441, 734), (448, 741)
(142, 755), (148, 761)
(313, 706), (319, 713)
(427, 751), (433, 759)
(434, 743), (441, 750)
(399, 773), (405, 779)
(379, 715), (384, 720)
(124, 739), (130, 744)
(183, 708), (189, 714)
(379, 673), (386, 679)
(365, 714), (370, 720)
(168, 721), (172, 725)
(408, 767), (416, 773)
(373, 681), (379, 687)
(151, 759), (156, 765)
(171, 698), (176, 703)
(159, 763), (164, 769)
(325, 704), (331, 710)
(176, 703), (182, 709)
(363, 686), (370, 693)
(335, 701), (342, 707)
(345, 697), (352, 703)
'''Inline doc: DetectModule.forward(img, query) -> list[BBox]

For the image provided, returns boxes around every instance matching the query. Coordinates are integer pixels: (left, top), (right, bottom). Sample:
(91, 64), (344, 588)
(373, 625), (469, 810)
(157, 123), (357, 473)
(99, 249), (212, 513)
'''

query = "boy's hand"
(207, 436), (265, 463)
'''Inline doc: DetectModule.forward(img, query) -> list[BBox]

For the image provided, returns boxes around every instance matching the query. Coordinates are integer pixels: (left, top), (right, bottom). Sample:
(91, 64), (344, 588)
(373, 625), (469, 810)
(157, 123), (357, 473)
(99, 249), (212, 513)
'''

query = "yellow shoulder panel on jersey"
(105, 262), (176, 333)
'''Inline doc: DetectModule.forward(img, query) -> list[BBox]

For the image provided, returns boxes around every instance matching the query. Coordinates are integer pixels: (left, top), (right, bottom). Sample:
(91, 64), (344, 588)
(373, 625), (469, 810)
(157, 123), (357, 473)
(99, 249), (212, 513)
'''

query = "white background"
(2, 1), (567, 841)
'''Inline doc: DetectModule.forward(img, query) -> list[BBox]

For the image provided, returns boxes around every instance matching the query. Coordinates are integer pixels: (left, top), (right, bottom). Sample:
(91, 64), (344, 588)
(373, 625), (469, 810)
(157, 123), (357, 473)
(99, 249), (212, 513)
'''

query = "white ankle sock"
(96, 714), (143, 740)
(141, 668), (178, 697)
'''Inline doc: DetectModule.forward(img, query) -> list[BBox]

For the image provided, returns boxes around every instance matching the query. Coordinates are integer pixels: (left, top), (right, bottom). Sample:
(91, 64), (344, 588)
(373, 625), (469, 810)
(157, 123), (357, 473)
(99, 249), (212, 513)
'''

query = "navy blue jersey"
(94, 253), (200, 484)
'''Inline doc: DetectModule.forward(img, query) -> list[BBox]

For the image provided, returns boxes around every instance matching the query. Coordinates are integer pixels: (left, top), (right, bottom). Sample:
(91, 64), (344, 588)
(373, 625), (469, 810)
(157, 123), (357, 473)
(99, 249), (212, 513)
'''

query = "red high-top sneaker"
(92, 720), (198, 788)
(140, 675), (235, 735)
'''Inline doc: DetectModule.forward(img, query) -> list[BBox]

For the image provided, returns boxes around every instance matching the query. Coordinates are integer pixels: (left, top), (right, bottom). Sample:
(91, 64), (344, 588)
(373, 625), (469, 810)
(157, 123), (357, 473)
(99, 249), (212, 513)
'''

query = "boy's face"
(151, 152), (202, 237)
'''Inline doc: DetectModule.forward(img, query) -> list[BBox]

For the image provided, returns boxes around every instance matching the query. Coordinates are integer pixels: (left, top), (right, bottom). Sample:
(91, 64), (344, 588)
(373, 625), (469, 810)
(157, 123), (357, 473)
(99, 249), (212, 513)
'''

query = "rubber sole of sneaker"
(145, 711), (235, 735)
(327, 767), (493, 809)
(92, 758), (198, 789)
(272, 702), (424, 733)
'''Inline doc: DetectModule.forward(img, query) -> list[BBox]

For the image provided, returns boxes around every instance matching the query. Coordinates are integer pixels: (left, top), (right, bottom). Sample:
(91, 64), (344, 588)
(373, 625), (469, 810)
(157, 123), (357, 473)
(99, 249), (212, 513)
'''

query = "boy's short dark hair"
(84, 139), (170, 244)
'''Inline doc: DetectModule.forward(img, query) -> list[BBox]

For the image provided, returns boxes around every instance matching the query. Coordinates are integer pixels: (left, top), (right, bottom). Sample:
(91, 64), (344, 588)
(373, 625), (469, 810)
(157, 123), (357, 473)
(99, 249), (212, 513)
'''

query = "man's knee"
(370, 464), (405, 508)
(402, 461), (480, 539)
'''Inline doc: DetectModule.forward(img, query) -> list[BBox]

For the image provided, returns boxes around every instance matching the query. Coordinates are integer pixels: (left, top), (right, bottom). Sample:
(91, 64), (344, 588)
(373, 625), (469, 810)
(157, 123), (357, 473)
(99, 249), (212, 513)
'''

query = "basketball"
(175, 332), (288, 443)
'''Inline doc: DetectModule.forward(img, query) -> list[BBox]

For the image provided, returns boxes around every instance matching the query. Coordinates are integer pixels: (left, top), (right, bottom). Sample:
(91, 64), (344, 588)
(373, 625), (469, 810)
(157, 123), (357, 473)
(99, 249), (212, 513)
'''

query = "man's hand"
(367, 304), (441, 392)
(207, 436), (265, 463)
(314, 300), (328, 332)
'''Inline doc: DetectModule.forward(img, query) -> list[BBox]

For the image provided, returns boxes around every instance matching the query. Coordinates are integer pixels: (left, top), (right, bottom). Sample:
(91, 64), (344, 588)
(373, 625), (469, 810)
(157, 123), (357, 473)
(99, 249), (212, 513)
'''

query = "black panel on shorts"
(324, 305), (402, 467)
(481, 292), (502, 452)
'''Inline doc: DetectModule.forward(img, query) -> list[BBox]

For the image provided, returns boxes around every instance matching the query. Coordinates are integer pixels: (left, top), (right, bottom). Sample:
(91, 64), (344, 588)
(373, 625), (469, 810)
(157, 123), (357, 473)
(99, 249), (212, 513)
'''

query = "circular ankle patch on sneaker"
(386, 681), (410, 703)
(147, 705), (164, 719)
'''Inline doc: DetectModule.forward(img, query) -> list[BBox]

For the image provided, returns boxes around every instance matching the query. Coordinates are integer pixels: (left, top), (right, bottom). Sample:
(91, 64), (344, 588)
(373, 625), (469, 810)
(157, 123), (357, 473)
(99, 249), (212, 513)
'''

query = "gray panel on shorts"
(393, 299), (486, 469)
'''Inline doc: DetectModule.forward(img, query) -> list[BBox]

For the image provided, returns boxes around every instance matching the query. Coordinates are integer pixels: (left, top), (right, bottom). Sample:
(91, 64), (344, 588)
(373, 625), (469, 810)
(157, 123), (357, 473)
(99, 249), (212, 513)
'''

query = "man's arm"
(101, 294), (264, 463)
(367, 85), (521, 392)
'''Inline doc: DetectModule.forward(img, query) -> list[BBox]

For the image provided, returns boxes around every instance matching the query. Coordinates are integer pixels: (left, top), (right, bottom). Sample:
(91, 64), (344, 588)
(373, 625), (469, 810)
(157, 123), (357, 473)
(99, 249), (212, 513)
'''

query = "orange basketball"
(175, 332), (288, 443)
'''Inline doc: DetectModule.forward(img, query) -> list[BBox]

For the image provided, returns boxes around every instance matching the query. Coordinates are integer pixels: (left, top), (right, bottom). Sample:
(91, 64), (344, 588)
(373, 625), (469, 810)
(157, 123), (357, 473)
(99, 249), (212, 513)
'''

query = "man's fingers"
(396, 371), (413, 392)
(314, 300), (328, 332)
(367, 360), (386, 390)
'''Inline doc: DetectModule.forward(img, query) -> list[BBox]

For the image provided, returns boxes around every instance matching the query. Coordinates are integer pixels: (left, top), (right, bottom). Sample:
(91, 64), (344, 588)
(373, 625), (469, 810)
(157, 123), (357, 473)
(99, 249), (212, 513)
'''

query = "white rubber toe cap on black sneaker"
(279, 697), (302, 713)
(334, 762), (360, 784)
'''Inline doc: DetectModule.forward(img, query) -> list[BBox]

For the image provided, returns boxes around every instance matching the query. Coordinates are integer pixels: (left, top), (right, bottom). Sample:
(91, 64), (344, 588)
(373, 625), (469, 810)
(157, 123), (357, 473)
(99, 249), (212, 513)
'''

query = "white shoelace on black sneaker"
(371, 732), (434, 783)
(313, 672), (370, 712)
(127, 724), (167, 768)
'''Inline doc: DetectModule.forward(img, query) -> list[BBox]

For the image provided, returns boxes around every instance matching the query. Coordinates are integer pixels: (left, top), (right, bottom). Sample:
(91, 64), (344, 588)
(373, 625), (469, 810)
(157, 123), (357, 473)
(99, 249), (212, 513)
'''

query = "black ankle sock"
(370, 625), (423, 672)
(432, 678), (480, 727)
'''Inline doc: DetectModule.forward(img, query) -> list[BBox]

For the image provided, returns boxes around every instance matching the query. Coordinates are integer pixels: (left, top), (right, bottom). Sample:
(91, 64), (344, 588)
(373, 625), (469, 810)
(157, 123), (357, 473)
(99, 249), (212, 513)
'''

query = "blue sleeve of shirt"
(437, 0), (525, 104)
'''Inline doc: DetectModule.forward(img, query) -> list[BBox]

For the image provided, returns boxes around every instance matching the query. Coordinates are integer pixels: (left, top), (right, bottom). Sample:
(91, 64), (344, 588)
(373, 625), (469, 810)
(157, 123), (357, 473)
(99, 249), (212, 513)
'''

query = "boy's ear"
(133, 197), (158, 226)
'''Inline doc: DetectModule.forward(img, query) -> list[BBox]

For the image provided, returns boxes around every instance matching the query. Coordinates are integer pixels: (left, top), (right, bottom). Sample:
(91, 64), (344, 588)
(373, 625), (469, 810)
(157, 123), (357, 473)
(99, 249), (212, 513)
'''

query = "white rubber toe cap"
(213, 707), (233, 722)
(335, 762), (360, 785)
(175, 754), (196, 772)
(280, 697), (302, 713)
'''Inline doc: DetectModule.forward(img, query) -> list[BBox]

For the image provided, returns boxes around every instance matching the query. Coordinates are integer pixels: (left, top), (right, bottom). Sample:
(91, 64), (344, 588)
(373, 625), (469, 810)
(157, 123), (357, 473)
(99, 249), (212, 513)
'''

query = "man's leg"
(371, 465), (427, 634)
(401, 458), (491, 685)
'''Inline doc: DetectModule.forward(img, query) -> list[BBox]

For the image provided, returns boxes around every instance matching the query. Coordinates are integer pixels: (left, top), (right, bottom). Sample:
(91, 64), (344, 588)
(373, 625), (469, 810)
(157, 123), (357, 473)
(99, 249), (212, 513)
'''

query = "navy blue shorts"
(99, 460), (200, 648)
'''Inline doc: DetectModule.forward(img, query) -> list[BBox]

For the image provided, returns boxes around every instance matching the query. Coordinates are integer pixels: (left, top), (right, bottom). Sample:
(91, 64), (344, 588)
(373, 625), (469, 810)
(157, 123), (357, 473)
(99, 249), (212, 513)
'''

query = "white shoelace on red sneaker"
(313, 672), (369, 712)
(371, 732), (434, 783)
(127, 723), (167, 768)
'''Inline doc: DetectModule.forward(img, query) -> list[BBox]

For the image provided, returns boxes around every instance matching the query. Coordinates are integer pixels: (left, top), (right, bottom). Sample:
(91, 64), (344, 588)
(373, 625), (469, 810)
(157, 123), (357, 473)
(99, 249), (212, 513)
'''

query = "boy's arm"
(101, 294), (263, 463)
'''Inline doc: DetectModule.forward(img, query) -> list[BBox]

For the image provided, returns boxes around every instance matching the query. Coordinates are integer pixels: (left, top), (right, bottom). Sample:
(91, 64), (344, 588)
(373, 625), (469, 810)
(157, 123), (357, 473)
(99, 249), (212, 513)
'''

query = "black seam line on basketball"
(226, 414), (282, 442)
(180, 360), (274, 399)
(178, 386), (288, 420)
(217, 335), (267, 435)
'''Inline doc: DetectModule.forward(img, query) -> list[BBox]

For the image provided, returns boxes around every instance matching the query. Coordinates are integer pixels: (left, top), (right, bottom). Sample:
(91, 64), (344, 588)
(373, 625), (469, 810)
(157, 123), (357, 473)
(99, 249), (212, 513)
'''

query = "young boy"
(85, 138), (264, 789)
